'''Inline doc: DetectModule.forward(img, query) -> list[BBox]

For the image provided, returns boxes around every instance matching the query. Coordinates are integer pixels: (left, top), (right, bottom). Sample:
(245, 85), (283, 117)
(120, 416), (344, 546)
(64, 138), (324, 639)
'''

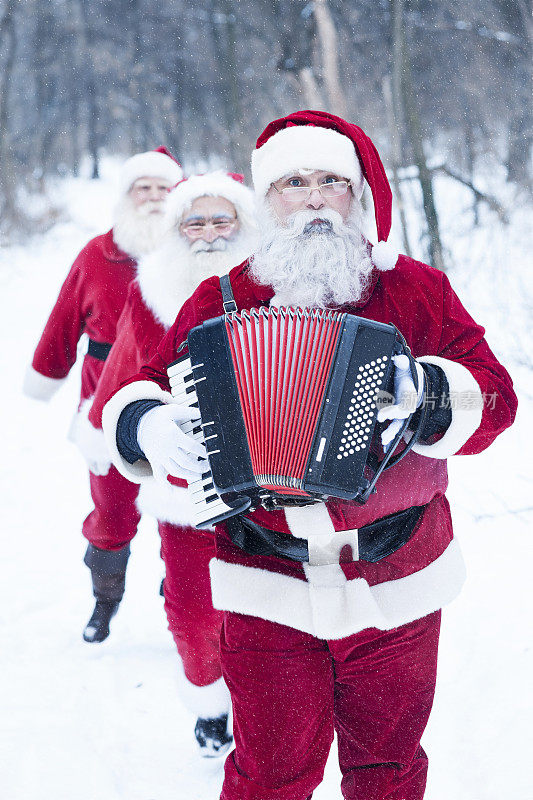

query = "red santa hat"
(119, 146), (183, 195)
(164, 170), (256, 227)
(251, 110), (399, 271)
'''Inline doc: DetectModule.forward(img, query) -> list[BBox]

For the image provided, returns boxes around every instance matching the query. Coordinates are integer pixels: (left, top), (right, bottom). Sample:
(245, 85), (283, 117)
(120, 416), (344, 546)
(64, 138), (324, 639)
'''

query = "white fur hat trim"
(371, 240), (399, 271)
(119, 151), (183, 194)
(251, 125), (364, 199)
(164, 171), (256, 226)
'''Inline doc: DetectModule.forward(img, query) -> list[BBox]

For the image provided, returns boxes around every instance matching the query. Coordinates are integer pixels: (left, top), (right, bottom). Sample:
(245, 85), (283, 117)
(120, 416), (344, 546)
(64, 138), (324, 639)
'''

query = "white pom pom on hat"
(370, 240), (400, 271)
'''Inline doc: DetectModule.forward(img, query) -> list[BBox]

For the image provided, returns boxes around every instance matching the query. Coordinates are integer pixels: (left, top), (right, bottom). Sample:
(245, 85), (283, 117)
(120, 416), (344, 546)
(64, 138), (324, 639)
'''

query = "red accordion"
(168, 306), (412, 528)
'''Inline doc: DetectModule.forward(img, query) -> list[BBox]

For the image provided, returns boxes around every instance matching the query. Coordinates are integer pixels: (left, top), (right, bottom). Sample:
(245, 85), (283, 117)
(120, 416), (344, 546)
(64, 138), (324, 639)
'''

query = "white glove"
(377, 354), (425, 450)
(137, 403), (207, 483)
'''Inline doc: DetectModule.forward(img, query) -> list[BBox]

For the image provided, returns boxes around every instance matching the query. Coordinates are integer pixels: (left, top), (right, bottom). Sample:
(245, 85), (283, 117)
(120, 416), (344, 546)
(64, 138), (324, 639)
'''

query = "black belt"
(88, 338), (112, 361)
(224, 505), (425, 564)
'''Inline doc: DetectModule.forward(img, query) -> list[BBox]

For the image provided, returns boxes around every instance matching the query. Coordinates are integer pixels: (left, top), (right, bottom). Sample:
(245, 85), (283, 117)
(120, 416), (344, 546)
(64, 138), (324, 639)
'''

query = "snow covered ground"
(1, 162), (531, 799)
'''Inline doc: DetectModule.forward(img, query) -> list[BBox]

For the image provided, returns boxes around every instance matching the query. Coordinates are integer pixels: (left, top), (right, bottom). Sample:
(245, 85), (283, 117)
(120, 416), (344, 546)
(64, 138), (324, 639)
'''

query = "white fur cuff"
(175, 661), (231, 718)
(23, 366), (67, 401)
(413, 355), (484, 459)
(136, 480), (199, 527)
(101, 380), (174, 482)
(68, 399), (111, 474)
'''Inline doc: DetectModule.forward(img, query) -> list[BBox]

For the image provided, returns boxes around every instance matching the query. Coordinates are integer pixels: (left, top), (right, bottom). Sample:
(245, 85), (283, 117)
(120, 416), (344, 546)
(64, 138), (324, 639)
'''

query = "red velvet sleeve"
(31, 248), (90, 379)
(118, 277), (225, 393)
(88, 288), (141, 429)
(433, 273), (518, 455)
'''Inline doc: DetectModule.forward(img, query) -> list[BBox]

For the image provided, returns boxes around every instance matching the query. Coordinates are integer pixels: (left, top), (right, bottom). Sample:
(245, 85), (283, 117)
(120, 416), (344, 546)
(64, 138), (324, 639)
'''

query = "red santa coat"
(102, 257), (517, 639)
(25, 230), (137, 404)
(89, 269), (229, 710)
(89, 280), (193, 526)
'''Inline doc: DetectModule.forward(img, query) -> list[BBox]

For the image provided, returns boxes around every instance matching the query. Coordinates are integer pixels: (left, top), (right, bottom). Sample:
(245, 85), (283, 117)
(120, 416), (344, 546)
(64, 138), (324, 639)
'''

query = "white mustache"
(286, 208), (344, 237)
(191, 238), (228, 253)
(137, 200), (165, 216)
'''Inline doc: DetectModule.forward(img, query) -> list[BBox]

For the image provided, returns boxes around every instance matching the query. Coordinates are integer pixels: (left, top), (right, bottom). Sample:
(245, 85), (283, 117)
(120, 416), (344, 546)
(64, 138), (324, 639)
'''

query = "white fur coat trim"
(413, 355), (484, 459)
(67, 398), (111, 472)
(137, 480), (202, 527)
(175, 660), (231, 717)
(23, 366), (67, 401)
(210, 537), (466, 640)
(102, 380), (174, 482)
(135, 251), (198, 329)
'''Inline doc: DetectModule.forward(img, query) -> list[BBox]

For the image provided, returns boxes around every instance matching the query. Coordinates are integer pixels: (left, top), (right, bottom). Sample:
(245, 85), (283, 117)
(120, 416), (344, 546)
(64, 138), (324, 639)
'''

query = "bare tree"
(391, 0), (445, 270)
(313, 0), (347, 117)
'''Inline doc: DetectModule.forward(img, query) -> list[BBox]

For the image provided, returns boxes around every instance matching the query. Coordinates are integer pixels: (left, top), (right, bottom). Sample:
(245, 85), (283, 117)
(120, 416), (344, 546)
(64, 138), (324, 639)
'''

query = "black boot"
(83, 543), (130, 643)
(194, 714), (233, 757)
(83, 600), (120, 642)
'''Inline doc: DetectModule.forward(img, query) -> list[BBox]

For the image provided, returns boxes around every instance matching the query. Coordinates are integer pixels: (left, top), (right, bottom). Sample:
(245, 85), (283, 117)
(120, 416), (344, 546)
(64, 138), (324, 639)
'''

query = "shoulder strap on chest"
(219, 274), (238, 313)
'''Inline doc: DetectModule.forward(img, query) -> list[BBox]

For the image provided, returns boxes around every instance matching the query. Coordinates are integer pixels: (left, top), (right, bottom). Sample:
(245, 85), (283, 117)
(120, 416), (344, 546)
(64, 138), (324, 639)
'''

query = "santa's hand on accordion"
(377, 354), (425, 451)
(137, 403), (207, 483)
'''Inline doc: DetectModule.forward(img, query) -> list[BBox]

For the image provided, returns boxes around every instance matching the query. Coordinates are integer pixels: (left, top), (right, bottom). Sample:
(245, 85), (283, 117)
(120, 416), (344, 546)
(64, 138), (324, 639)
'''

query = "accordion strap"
(220, 274), (238, 313)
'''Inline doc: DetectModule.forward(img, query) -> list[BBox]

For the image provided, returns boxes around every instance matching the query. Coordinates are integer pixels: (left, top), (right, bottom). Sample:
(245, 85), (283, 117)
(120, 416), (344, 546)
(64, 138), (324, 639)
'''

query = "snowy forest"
(1, 0), (532, 264)
(1, 2), (532, 799)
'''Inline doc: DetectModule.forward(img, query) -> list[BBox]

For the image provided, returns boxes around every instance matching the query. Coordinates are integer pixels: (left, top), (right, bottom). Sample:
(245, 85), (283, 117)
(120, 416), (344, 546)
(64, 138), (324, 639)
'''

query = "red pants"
(83, 469), (222, 689)
(159, 522), (223, 687)
(220, 610), (441, 800)
(83, 465), (141, 550)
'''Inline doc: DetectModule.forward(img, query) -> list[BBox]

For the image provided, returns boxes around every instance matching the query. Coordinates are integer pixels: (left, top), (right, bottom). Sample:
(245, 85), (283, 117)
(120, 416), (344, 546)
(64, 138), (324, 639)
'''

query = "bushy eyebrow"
(278, 171), (343, 184)
(182, 212), (235, 223)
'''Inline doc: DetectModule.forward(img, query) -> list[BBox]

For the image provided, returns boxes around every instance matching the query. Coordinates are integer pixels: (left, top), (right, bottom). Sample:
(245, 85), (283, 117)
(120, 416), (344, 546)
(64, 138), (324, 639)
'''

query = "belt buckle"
(307, 529), (359, 566)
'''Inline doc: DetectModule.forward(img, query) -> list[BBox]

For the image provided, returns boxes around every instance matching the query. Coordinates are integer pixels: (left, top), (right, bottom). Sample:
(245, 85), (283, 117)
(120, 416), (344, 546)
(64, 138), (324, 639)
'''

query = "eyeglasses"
(180, 217), (238, 239)
(271, 180), (352, 202)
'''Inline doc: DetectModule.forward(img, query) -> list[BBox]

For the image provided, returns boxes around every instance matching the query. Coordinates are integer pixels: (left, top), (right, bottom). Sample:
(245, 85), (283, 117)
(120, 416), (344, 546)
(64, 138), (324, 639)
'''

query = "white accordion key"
(180, 420), (203, 438)
(169, 372), (199, 406)
(188, 474), (215, 499)
(167, 359), (233, 527)
(167, 358), (192, 379)
(188, 471), (236, 527)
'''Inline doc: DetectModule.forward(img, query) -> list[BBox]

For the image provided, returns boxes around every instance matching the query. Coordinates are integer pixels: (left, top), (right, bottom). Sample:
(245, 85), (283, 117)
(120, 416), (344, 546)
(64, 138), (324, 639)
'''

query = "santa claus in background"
(100, 111), (517, 799)
(22, 146), (183, 642)
(87, 171), (256, 756)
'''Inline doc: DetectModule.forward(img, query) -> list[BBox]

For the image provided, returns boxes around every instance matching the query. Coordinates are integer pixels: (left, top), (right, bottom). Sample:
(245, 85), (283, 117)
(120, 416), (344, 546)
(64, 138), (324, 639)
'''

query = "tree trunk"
(130, 0), (148, 152)
(297, 67), (326, 109)
(77, 0), (99, 178)
(209, 0), (243, 168)
(382, 75), (412, 256)
(392, 0), (445, 270)
(0, 0), (18, 223)
(313, 0), (347, 117)
(0, 0), (16, 162)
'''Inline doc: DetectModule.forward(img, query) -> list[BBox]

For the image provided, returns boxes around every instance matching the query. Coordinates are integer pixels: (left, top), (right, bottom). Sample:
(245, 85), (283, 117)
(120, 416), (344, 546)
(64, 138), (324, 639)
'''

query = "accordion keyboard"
(167, 358), (235, 528)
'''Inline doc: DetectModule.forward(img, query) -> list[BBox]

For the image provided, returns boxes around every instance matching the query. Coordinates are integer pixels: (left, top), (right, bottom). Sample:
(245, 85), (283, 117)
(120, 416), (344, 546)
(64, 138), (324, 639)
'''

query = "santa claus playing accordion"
(101, 111), (517, 800)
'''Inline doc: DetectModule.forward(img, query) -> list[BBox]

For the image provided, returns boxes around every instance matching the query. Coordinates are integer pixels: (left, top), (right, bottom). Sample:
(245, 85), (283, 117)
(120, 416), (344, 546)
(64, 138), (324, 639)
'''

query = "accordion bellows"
(168, 307), (404, 528)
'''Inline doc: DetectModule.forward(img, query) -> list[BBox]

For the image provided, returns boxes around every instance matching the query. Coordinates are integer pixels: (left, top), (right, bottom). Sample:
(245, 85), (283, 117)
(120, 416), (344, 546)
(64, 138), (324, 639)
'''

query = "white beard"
(249, 204), (374, 308)
(112, 196), (168, 259)
(136, 228), (254, 328)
